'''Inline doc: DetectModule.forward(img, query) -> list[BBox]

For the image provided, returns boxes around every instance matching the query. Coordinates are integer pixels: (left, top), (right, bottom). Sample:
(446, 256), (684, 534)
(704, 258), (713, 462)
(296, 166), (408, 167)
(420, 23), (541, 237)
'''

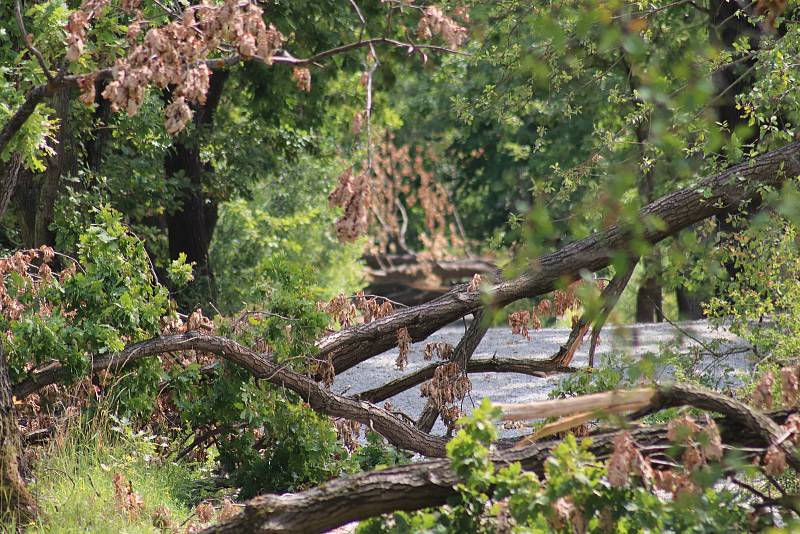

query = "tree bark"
(0, 342), (37, 524)
(364, 255), (498, 305)
(164, 71), (228, 310)
(12, 85), (76, 249)
(635, 260), (663, 323)
(201, 385), (799, 534)
(10, 142), (800, 459)
(0, 154), (24, 222)
(676, 286), (705, 320)
(11, 332), (452, 457)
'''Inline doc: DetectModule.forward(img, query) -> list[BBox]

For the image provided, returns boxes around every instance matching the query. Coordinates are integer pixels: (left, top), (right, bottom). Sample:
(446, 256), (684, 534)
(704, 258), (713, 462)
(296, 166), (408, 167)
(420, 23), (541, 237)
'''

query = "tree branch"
(14, 0), (54, 81)
(315, 142), (800, 376)
(416, 310), (488, 432)
(353, 356), (577, 404)
(11, 332), (450, 457)
(202, 385), (800, 534)
(588, 258), (638, 367)
(0, 36), (465, 155)
(0, 84), (50, 156)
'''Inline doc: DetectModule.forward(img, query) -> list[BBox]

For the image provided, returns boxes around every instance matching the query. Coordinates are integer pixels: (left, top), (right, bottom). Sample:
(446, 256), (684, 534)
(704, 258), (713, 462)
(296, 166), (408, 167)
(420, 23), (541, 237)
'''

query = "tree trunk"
(635, 268), (663, 323)
(165, 145), (219, 308)
(676, 286), (705, 320)
(626, 51), (663, 325)
(709, 0), (761, 144)
(0, 154), (24, 222)
(164, 71), (228, 310)
(0, 342), (37, 525)
(12, 85), (76, 249)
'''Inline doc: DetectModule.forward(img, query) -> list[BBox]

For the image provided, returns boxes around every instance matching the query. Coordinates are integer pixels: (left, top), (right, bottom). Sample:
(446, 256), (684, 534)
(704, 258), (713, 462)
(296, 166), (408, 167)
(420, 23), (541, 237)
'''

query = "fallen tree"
(11, 142), (800, 462)
(201, 383), (800, 534)
(12, 333), (451, 457)
(315, 141), (800, 376)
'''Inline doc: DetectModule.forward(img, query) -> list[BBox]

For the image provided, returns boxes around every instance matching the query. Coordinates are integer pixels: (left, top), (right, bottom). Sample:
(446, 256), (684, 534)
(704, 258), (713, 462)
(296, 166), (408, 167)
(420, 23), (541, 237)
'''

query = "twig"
(14, 0), (55, 81)
(649, 297), (723, 359)
(346, 293), (409, 309)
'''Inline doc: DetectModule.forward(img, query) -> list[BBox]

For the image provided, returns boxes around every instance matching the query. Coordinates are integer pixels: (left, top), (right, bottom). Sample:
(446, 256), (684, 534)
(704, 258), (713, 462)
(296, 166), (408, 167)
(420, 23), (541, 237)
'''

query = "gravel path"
(332, 319), (752, 437)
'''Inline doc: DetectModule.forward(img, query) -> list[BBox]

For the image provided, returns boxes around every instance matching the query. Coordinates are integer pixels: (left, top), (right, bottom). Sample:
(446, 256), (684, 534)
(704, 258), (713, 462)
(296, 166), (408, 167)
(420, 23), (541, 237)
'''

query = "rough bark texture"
(0, 342), (37, 524)
(202, 384), (797, 534)
(13, 85), (76, 248)
(164, 71), (228, 309)
(0, 84), (49, 157)
(10, 143), (800, 462)
(315, 141), (800, 377)
(0, 154), (24, 221)
(635, 260), (664, 323)
(588, 258), (638, 367)
(202, 462), (459, 534)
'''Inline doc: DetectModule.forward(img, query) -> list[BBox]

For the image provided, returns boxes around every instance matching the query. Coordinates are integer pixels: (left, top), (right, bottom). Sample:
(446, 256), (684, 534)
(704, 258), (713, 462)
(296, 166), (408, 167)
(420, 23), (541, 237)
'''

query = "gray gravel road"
(332, 319), (751, 437)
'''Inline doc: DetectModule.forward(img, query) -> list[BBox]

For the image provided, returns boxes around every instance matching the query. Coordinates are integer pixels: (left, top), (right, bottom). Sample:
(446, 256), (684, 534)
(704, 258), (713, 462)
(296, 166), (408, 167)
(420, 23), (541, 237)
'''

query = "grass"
(21, 411), (222, 533)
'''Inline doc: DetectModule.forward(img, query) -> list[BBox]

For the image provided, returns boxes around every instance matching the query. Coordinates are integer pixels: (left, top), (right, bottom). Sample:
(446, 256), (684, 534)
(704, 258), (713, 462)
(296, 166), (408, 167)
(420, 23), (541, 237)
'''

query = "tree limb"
(14, 0), (54, 81)
(202, 385), (799, 534)
(354, 356), (576, 404)
(11, 332), (450, 457)
(0, 37), (465, 155)
(315, 142), (800, 376)
(588, 258), (638, 367)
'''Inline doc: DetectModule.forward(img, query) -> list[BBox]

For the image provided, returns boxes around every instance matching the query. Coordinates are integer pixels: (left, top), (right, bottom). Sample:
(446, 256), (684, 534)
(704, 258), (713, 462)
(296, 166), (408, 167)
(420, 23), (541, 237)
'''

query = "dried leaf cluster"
(318, 291), (395, 328)
(334, 418), (362, 452)
(395, 326), (412, 370)
(420, 361), (471, 427)
(508, 282), (585, 339)
(416, 6), (468, 48)
(68, 0), (284, 134)
(330, 140), (466, 261)
(424, 342), (454, 361)
(0, 246), (73, 323)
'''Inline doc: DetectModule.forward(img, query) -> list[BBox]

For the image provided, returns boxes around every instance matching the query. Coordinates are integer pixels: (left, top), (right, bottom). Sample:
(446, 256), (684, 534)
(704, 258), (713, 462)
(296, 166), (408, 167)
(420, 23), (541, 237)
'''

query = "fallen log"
(11, 333), (450, 457)
(316, 142), (800, 377)
(363, 254), (498, 306)
(202, 384), (800, 534)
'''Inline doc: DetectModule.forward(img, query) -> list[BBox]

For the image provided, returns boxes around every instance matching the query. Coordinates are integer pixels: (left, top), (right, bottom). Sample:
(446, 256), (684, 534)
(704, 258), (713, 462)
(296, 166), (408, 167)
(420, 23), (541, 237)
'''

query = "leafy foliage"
(359, 399), (754, 533)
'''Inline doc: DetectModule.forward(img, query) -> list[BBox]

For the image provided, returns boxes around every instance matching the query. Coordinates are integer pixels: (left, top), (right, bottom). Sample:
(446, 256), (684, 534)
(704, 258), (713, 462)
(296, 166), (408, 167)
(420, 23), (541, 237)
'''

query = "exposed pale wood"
(495, 388), (655, 421)
(202, 384), (799, 534)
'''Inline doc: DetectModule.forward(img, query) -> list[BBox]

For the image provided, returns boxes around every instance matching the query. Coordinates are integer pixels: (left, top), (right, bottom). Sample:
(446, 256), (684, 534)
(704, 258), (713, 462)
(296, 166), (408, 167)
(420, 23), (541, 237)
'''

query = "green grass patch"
(25, 412), (220, 533)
